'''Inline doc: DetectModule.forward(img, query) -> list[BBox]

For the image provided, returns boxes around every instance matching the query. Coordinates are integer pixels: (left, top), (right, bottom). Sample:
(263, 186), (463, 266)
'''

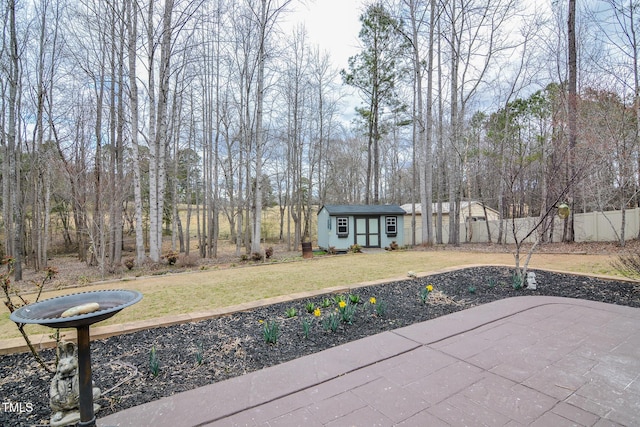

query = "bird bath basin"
(10, 289), (142, 328)
(10, 289), (142, 427)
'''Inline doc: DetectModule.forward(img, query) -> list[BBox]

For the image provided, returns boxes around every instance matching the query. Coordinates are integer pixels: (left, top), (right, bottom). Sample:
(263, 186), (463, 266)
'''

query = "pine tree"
(341, 3), (408, 204)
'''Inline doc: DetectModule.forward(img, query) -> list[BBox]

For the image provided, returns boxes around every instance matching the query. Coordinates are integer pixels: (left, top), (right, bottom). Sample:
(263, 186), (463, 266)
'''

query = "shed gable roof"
(320, 204), (405, 216)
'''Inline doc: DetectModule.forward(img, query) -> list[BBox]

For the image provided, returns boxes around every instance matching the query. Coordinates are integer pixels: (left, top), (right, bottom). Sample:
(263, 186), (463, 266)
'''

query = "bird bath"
(10, 289), (142, 427)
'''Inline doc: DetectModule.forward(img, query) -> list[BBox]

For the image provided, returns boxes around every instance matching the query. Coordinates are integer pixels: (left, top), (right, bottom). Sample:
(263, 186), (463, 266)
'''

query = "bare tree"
(140, 0), (203, 262)
(308, 47), (339, 209)
(588, 0), (640, 237)
(566, 0), (578, 242)
(399, 0), (434, 246)
(580, 88), (636, 246)
(27, 0), (64, 271)
(126, 0), (146, 265)
(441, 0), (520, 245)
(145, 0), (175, 262)
(4, 0), (24, 279)
(249, 0), (292, 255)
(280, 24), (308, 250)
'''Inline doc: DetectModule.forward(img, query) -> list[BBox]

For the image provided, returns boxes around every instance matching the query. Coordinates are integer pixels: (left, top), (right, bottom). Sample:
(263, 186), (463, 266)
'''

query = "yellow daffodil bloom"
(369, 297), (377, 304)
(426, 284), (433, 292)
(313, 307), (321, 317)
(338, 300), (347, 309)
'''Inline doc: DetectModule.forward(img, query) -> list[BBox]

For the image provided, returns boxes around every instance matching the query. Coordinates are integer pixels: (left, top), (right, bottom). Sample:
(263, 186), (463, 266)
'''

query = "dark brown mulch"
(1, 266), (639, 427)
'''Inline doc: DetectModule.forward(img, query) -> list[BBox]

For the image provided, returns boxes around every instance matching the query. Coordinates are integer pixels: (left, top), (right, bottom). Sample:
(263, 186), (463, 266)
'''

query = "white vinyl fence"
(404, 208), (640, 245)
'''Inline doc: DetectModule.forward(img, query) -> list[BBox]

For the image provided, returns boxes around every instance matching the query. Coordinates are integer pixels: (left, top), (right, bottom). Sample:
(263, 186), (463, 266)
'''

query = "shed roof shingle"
(320, 205), (406, 215)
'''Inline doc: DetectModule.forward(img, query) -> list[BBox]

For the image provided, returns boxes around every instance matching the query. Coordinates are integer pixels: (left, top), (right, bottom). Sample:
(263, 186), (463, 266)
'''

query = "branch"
(1, 260), (57, 374)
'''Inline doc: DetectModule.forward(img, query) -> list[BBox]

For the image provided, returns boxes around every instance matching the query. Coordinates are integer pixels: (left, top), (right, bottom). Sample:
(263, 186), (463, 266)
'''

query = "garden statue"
(526, 271), (537, 290)
(50, 341), (100, 427)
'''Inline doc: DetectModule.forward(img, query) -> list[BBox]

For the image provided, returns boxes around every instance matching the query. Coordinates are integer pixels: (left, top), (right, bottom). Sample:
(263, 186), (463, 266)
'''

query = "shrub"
(176, 253), (199, 268)
(165, 251), (178, 266)
(349, 244), (362, 253)
(385, 241), (399, 251)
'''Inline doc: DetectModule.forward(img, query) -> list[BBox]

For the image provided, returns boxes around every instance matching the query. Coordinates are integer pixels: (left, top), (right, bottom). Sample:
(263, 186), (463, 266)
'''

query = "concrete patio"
(97, 296), (640, 426)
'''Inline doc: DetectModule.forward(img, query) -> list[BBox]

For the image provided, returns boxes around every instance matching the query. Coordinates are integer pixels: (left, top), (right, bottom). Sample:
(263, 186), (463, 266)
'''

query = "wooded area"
(1, 0), (639, 279)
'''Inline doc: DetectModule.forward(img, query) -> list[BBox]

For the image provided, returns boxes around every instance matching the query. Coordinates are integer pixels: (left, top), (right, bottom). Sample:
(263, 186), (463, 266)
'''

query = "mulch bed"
(1, 266), (639, 426)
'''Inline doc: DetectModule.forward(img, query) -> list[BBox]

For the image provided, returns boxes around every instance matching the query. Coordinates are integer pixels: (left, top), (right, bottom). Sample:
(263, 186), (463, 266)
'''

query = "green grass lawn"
(0, 250), (623, 341)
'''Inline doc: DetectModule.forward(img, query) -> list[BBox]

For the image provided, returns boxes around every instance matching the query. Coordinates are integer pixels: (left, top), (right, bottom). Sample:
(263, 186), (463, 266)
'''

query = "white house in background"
(317, 205), (406, 251)
(401, 201), (500, 224)
(401, 201), (500, 245)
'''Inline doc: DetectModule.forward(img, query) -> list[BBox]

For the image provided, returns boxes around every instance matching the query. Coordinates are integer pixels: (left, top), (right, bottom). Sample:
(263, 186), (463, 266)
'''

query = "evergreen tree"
(341, 3), (408, 203)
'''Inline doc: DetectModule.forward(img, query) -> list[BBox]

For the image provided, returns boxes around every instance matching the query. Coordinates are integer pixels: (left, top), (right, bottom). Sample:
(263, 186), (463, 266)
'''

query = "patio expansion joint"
(198, 341), (424, 426)
(403, 301), (573, 347)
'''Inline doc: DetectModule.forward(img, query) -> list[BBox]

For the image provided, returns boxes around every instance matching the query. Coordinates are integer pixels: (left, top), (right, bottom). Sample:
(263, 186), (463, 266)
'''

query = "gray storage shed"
(317, 205), (405, 251)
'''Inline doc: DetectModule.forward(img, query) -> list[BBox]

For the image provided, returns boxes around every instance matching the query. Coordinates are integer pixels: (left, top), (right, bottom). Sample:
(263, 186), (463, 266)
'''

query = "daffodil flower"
(313, 307), (321, 317)
(426, 284), (433, 292)
(338, 300), (347, 309)
(369, 297), (377, 304)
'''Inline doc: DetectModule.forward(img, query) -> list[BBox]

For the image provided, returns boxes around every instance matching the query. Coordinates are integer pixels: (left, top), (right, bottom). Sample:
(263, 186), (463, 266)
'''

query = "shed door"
(355, 216), (380, 248)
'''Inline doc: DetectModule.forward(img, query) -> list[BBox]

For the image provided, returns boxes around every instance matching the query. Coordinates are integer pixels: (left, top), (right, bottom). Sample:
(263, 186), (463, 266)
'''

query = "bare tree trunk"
(449, 0), (460, 246)
(126, 0), (146, 265)
(172, 126), (179, 253)
(114, 2), (126, 266)
(7, 0), (23, 280)
(212, 6), (222, 258)
(31, 0), (50, 271)
(250, 0), (292, 253)
(423, 0), (436, 246)
(185, 96), (196, 256)
(567, 0), (577, 242)
(91, 27), (107, 273)
(436, 13), (444, 245)
(406, 0), (434, 246)
(148, 0), (174, 262)
(109, 1), (126, 267)
(147, 0), (159, 261)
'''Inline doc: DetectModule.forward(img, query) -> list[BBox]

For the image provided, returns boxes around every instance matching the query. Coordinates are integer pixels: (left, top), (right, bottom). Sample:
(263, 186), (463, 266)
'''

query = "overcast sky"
(283, 0), (365, 124)
(292, 0), (363, 70)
